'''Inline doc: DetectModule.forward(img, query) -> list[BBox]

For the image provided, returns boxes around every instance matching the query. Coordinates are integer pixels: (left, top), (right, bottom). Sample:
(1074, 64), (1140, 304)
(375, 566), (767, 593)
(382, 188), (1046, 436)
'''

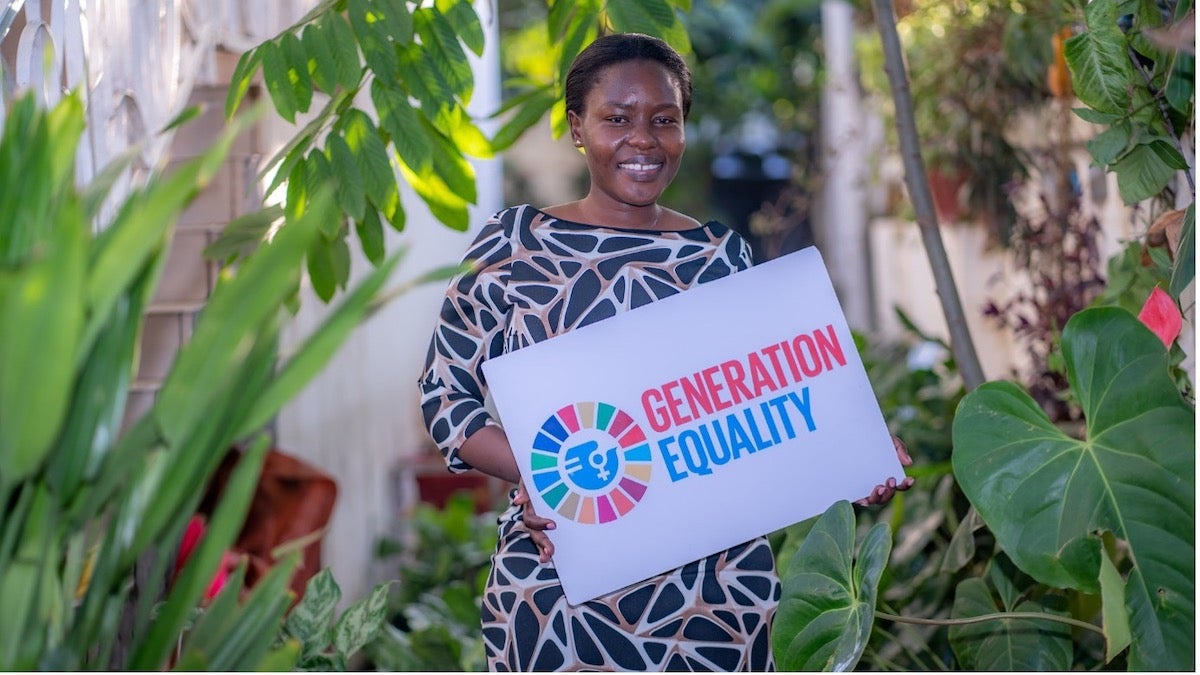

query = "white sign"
(482, 246), (905, 605)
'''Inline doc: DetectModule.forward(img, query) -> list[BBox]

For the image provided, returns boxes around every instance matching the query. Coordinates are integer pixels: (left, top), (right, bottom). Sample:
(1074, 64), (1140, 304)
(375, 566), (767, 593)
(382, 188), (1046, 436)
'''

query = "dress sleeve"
(418, 211), (515, 473)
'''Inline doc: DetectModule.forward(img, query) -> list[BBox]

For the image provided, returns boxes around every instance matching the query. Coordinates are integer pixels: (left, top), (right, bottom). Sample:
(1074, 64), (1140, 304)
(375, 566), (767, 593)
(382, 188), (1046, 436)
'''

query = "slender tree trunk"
(870, 0), (986, 392)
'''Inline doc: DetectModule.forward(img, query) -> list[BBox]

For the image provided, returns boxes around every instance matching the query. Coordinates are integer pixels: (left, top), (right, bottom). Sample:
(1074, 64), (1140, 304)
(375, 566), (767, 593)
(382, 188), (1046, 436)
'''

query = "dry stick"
(871, 0), (986, 392)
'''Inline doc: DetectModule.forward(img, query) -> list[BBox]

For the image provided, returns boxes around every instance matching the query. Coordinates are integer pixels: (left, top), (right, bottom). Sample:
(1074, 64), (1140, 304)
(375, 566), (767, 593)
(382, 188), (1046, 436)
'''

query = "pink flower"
(173, 514), (239, 603)
(1138, 287), (1182, 348)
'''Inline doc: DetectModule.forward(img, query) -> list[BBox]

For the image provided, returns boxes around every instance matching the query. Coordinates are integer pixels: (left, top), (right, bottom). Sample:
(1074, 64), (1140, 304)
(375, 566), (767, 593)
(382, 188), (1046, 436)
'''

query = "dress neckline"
(528, 205), (717, 235)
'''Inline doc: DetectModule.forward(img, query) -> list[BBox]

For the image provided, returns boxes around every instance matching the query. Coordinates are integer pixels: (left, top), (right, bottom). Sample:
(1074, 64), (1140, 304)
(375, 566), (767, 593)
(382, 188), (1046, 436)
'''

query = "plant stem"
(1126, 45), (1196, 199)
(876, 609), (1106, 635)
(871, 0), (987, 392)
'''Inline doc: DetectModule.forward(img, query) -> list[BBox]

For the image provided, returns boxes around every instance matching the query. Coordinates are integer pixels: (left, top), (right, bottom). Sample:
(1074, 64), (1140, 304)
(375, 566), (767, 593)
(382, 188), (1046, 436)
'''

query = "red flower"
(174, 514), (238, 602)
(1138, 287), (1182, 348)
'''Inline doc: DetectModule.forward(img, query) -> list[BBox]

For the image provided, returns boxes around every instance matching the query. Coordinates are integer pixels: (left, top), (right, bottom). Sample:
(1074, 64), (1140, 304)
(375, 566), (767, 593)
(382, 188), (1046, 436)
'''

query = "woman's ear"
(567, 110), (583, 148)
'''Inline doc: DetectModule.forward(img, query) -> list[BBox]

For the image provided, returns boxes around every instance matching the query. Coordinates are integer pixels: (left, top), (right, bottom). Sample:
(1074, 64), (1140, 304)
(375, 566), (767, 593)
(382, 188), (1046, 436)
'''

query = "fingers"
(528, 528), (555, 563)
(514, 480), (556, 563)
(892, 435), (913, 466)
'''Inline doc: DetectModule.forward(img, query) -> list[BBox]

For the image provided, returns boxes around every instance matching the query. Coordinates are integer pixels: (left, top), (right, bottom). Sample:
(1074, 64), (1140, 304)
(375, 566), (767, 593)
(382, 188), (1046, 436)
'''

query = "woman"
(419, 33), (912, 672)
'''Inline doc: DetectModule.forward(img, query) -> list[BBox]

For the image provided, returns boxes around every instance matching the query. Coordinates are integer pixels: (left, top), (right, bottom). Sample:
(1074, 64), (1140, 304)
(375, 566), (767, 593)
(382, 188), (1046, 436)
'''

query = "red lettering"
(779, 338), (803, 381)
(663, 381), (689, 426)
(641, 388), (671, 432)
(792, 335), (823, 377)
(702, 366), (731, 411)
(761, 344), (791, 388)
(680, 373), (714, 420)
(815, 324), (847, 369)
(720, 359), (754, 405)
(746, 352), (778, 397)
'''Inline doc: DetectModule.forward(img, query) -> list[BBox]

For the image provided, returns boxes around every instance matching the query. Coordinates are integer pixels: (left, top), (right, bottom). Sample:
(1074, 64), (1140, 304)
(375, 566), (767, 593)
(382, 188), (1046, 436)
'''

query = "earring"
(573, 138), (582, 147)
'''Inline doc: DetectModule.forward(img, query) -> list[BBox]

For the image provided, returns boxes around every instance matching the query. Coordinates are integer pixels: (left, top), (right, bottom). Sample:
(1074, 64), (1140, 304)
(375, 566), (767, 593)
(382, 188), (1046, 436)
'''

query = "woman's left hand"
(855, 435), (916, 506)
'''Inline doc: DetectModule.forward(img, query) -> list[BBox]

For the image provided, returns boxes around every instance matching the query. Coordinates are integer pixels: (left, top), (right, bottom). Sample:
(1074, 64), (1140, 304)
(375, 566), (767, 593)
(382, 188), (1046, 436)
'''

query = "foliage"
(280, 568), (392, 671)
(0, 90), (409, 670)
(220, 0), (692, 303)
(857, 0), (1062, 236)
(953, 307), (1194, 670)
(773, 501), (892, 671)
(366, 492), (499, 672)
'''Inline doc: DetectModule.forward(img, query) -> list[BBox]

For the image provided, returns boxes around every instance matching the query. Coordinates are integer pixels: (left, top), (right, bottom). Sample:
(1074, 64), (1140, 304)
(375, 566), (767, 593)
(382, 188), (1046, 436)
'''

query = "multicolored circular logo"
(530, 402), (653, 524)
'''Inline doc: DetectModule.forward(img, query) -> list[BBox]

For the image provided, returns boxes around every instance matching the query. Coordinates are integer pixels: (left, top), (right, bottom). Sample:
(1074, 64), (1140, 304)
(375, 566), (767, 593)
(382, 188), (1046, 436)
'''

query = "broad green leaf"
(398, 161), (469, 232)
(437, 0), (485, 56)
(1064, 0), (1136, 114)
(281, 32), (314, 115)
(948, 577), (1073, 670)
(330, 236), (351, 290)
(1164, 53), (1193, 115)
(332, 582), (391, 658)
(1085, 121), (1131, 165)
(307, 238), (338, 303)
(490, 85), (556, 153)
(285, 568), (342, 652)
(421, 114), (476, 203)
(154, 190), (329, 447)
(261, 39), (299, 123)
(415, 6), (474, 104)
(1071, 106), (1123, 125)
(326, 13), (363, 91)
(254, 640), (302, 672)
(0, 199), (86, 484)
(285, 157), (310, 222)
(327, 134), (366, 222)
(128, 436), (272, 670)
(1112, 142), (1178, 203)
(349, 0), (399, 80)
(556, 4), (599, 88)
(397, 41), (456, 121)
(302, 21), (339, 95)
(371, 79), (434, 174)
(1147, 137), (1190, 170)
(225, 48), (263, 118)
(257, 88), (352, 194)
(339, 109), (398, 215)
(1098, 547), (1132, 662)
(355, 208), (386, 265)
(438, 105), (492, 159)
(1169, 204), (1193, 298)
(940, 506), (983, 574)
(203, 205), (285, 263)
(772, 501), (890, 672)
(952, 307), (1194, 670)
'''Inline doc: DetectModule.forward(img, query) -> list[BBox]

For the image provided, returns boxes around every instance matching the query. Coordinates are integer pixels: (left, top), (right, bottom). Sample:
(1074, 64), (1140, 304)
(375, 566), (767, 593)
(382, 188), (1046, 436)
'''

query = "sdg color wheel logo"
(530, 402), (653, 524)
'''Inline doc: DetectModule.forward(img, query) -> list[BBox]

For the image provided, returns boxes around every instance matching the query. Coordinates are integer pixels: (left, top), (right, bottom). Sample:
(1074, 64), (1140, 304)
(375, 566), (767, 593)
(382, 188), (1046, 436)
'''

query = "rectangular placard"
(482, 246), (904, 605)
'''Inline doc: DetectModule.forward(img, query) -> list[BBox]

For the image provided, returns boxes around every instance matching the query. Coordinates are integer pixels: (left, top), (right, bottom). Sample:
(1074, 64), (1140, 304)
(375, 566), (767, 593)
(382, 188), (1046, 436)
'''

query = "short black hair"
(564, 33), (693, 120)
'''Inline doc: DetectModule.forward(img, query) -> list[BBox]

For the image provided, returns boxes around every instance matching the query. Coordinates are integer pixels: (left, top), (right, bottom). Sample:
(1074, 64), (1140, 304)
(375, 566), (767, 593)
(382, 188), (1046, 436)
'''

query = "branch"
(1127, 45), (1196, 199)
(876, 609), (1107, 636)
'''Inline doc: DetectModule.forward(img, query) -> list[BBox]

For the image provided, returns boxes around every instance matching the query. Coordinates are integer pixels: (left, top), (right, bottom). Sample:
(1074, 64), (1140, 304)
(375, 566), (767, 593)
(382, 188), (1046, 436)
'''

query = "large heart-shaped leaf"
(949, 560), (1073, 670)
(772, 501), (891, 671)
(952, 307), (1194, 670)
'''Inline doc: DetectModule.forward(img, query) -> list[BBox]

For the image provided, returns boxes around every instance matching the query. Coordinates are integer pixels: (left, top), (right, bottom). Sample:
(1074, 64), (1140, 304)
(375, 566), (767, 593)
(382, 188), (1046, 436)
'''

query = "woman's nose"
(627, 122), (657, 148)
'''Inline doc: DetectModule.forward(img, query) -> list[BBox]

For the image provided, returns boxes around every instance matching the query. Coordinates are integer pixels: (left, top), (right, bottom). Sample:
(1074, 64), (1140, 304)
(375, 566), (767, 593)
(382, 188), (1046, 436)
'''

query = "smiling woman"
(417, 33), (911, 673)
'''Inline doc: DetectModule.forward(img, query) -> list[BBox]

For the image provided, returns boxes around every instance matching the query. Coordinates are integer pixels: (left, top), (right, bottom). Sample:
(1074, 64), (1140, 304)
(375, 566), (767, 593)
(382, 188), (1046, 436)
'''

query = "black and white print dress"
(419, 204), (780, 672)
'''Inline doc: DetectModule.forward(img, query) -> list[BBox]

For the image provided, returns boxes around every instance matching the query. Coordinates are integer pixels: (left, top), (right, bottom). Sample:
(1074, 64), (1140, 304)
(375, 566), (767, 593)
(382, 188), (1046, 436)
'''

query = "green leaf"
(281, 32), (314, 114)
(225, 48), (263, 119)
(1064, 0), (1137, 114)
(349, 0), (400, 80)
(437, 0), (485, 56)
(261, 39), (299, 124)
(948, 577), (1073, 670)
(154, 189), (329, 447)
(555, 4), (599, 89)
(414, 6), (474, 104)
(1147, 138), (1189, 170)
(1164, 53), (1193, 115)
(339, 109), (398, 215)
(490, 85), (556, 153)
(302, 21), (339, 95)
(203, 206), (285, 263)
(202, 553), (299, 670)
(952, 307), (1194, 670)
(1112, 141), (1178, 203)
(371, 79), (434, 174)
(772, 501), (890, 671)
(285, 568), (342, 652)
(0, 202), (86, 483)
(254, 640), (302, 672)
(332, 582), (391, 658)
(1169, 204), (1193, 297)
(307, 237), (338, 303)
(355, 209), (386, 266)
(1098, 547), (1132, 662)
(1085, 121), (1132, 165)
(1071, 106), (1123, 125)
(128, 436), (273, 670)
(326, 13), (363, 91)
(327, 134), (367, 222)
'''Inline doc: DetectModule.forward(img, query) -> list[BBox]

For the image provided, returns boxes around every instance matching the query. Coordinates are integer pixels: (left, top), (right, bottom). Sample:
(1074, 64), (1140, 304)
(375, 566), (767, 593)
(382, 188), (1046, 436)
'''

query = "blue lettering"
(788, 387), (816, 431)
(725, 414), (756, 457)
(699, 425), (731, 465)
(678, 430), (714, 475)
(743, 408), (774, 451)
(657, 436), (689, 482)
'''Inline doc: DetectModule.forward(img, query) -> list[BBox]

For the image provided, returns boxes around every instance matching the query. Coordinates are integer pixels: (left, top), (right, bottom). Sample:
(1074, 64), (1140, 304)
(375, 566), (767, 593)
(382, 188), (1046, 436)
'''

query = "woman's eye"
(607, 116), (627, 123)
(656, 117), (678, 125)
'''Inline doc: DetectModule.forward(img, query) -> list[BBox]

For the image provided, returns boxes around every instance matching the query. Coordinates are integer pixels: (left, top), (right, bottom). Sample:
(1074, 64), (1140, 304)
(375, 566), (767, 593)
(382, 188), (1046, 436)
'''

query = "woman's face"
(568, 59), (685, 213)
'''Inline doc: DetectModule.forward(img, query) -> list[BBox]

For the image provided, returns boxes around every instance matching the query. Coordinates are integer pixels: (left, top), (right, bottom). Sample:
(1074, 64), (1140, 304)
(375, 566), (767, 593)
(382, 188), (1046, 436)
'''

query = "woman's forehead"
(585, 60), (682, 106)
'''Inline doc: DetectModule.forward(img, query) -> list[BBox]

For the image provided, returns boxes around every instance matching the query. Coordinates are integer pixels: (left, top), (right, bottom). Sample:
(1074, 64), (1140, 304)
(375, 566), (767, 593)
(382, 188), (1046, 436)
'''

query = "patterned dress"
(419, 204), (780, 672)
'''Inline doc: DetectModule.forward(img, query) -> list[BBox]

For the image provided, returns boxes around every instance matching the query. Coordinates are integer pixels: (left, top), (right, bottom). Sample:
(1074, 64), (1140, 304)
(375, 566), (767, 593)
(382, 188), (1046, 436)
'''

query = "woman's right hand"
(514, 481), (557, 563)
